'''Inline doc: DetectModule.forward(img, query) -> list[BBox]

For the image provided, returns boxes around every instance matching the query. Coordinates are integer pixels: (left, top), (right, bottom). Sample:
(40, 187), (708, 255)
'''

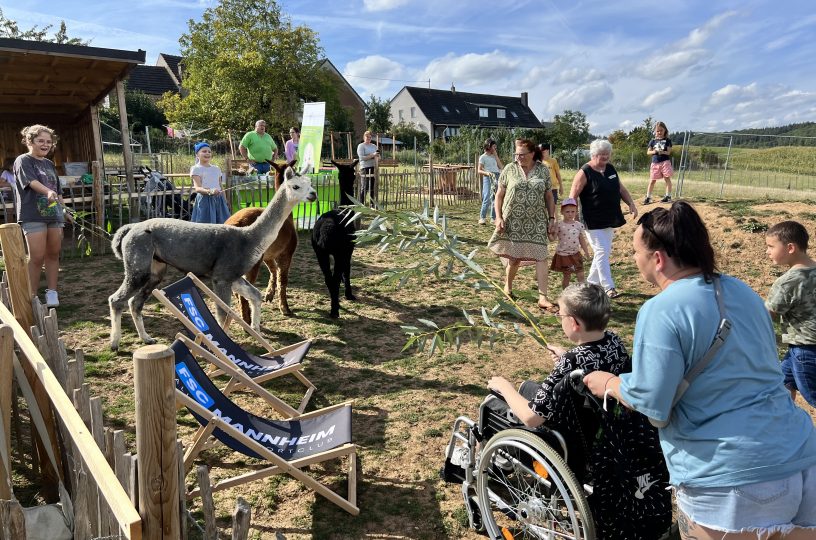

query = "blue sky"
(4, 0), (815, 135)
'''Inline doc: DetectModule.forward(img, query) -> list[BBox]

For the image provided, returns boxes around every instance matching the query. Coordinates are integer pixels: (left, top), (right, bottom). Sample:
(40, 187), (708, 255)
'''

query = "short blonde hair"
(364, 130), (372, 138)
(21, 124), (57, 147)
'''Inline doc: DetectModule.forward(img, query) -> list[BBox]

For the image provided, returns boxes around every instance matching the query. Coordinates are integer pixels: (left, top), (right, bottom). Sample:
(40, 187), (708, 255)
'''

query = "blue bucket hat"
(194, 141), (210, 154)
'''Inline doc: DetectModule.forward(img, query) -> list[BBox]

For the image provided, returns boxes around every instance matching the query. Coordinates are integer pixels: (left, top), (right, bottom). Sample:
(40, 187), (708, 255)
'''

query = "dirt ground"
(46, 198), (816, 539)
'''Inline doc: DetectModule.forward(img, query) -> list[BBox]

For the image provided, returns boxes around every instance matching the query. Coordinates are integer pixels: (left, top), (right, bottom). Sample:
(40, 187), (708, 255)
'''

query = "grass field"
(27, 194), (815, 538)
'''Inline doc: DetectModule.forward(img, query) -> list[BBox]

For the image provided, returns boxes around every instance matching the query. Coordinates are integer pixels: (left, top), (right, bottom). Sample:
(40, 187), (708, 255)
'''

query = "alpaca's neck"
(245, 189), (297, 248)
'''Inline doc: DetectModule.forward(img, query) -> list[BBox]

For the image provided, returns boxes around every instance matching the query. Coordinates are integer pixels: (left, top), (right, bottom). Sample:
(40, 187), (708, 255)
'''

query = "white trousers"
(585, 228), (615, 291)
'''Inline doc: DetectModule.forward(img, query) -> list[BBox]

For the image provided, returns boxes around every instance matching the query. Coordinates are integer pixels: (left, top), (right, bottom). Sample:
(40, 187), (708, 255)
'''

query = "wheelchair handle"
(569, 369), (588, 395)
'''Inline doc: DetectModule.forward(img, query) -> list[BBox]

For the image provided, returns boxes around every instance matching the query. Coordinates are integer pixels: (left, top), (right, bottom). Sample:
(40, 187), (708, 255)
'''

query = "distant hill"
(670, 122), (816, 148)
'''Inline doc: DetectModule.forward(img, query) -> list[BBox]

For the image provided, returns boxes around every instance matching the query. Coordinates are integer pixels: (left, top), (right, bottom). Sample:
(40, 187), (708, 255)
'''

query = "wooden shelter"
(0, 38), (145, 224)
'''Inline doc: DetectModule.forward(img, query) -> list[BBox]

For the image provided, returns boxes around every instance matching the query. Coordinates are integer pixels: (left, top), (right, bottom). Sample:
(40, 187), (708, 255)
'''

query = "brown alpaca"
(225, 160), (298, 320)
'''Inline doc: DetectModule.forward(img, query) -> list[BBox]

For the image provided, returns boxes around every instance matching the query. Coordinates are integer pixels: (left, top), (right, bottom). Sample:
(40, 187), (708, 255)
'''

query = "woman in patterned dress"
(488, 139), (557, 310)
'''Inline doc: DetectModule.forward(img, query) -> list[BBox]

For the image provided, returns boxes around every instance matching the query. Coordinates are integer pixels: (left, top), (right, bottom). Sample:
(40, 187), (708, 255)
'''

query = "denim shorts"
(676, 464), (816, 533)
(781, 345), (816, 407)
(21, 221), (64, 234)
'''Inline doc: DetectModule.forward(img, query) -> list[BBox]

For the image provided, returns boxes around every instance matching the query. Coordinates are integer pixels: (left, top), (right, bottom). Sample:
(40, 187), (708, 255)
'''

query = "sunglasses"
(637, 211), (674, 257)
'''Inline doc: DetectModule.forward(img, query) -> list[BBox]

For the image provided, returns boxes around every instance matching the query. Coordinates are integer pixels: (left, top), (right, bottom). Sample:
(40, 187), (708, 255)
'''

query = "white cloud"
(554, 68), (605, 85)
(421, 51), (520, 89)
(636, 11), (736, 81)
(547, 82), (614, 114)
(680, 11), (737, 48)
(363, 0), (410, 11)
(700, 82), (816, 128)
(641, 87), (674, 109)
(637, 49), (708, 80)
(343, 55), (405, 95)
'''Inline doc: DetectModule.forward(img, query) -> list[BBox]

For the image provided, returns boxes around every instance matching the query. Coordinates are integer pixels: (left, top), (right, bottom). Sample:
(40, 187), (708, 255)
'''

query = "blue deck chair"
(153, 273), (315, 416)
(172, 339), (359, 515)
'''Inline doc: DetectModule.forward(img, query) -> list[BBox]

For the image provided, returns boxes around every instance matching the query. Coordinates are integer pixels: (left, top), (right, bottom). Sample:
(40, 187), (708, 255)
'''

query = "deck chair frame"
(173, 364), (359, 515)
(153, 272), (315, 414)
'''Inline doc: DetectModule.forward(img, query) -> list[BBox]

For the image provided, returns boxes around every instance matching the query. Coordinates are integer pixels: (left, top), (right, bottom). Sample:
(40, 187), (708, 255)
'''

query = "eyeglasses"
(554, 312), (572, 320)
(33, 139), (53, 145)
(637, 211), (674, 257)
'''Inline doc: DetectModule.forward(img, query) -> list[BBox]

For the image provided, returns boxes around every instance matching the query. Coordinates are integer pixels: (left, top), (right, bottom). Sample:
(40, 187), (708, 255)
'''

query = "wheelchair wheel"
(476, 428), (595, 540)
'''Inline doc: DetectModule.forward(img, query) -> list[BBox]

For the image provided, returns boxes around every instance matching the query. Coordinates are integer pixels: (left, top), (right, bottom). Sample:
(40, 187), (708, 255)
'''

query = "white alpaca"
(108, 168), (316, 350)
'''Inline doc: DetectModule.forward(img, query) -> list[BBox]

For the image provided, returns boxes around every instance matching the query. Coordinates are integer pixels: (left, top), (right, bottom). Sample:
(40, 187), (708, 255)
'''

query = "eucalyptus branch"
(345, 201), (552, 354)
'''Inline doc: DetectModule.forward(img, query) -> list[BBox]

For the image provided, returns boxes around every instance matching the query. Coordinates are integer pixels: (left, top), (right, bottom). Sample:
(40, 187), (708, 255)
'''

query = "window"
(497, 109), (506, 119)
(479, 107), (489, 118)
(441, 105), (449, 113)
(510, 111), (518, 118)
(411, 107), (416, 118)
(398, 109), (404, 120)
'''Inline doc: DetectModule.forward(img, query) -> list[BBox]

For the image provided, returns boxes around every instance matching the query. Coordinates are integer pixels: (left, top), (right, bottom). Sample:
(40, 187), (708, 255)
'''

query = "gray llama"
(108, 168), (317, 350)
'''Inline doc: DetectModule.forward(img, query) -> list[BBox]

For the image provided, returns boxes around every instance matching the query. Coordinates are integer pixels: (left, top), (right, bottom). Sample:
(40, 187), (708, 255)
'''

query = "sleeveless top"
(578, 163), (625, 230)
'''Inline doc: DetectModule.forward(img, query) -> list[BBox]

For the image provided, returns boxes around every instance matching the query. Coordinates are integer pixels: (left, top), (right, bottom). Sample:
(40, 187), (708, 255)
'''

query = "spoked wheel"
(475, 429), (595, 540)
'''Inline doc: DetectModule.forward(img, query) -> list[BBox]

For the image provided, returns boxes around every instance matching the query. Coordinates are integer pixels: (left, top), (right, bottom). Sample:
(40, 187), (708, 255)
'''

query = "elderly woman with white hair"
(568, 139), (637, 298)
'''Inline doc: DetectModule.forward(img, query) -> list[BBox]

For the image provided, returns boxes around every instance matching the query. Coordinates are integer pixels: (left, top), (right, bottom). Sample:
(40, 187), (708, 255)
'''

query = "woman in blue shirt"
(584, 201), (816, 538)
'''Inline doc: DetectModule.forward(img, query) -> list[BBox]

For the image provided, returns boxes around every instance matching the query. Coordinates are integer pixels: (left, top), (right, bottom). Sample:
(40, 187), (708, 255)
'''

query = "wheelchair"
(442, 370), (675, 540)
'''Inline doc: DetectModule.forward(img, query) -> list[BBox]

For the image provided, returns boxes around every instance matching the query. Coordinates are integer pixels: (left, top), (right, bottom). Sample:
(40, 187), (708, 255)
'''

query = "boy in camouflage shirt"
(765, 221), (816, 407)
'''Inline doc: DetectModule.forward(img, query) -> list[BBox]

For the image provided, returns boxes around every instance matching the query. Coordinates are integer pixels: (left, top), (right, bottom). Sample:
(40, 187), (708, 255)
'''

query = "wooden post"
(116, 79), (135, 194)
(90, 104), (105, 230)
(231, 498), (251, 540)
(196, 465), (217, 540)
(428, 152), (435, 207)
(0, 326), (12, 500)
(0, 224), (33, 330)
(0, 224), (60, 502)
(346, 132), (352, 160)
(227, 130), (236, 160)
(0, 500), (25, 540)
(134, 344), (180, 540)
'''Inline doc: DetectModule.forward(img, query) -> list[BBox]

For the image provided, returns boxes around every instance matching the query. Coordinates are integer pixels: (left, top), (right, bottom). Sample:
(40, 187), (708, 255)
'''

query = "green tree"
(391, 121), (430, 150)
(159, 0), (327, 137)
(364, 95), (392, 133)
(626, 116), (655, 149)
(607, 129), (627, 147)
(0, 8), (88, 44)
(102, 89), (168, 132)
(549, 110), (590, 153)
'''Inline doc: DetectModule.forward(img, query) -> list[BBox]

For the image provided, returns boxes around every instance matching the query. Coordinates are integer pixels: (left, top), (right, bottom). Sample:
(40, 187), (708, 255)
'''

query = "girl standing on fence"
(13, 125), (65, 308)
(190, 141), (231, 224)
(645, 121), (673, 204)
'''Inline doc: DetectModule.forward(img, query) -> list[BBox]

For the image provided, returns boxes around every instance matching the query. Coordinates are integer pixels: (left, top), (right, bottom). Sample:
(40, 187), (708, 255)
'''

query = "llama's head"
(280, 167), (317, 204)
(271, 159), (297, 189)
(331, 159), (359, 195)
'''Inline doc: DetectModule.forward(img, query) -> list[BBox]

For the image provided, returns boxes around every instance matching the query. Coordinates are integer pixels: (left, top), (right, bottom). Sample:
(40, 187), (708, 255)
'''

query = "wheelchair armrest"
(478, 394), (568, 460)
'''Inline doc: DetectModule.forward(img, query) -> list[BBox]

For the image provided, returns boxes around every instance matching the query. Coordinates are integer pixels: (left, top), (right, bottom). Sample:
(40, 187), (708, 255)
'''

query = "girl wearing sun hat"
(190, 141), (230, 224)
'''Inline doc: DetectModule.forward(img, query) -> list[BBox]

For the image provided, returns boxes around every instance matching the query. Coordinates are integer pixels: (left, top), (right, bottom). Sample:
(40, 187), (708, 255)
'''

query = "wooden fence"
(0, 223), (257, 539)
(0, 162), (480, 259)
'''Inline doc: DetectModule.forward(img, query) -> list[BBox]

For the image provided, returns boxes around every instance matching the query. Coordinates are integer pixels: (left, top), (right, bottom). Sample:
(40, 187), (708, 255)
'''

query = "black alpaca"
(312, 159), (359, 318)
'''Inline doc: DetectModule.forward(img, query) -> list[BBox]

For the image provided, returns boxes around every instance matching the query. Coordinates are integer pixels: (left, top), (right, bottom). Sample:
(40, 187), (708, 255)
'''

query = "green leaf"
(417, 318), (439, 329)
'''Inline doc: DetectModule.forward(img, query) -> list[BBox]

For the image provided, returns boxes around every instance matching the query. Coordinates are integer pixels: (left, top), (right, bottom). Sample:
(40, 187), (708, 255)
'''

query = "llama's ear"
(284, 167), (295, 182)
(288, 158), (297, 169)
(297, 163), (310, 176)
(351, 158), (359, 168)
(330, 160), (339, 169)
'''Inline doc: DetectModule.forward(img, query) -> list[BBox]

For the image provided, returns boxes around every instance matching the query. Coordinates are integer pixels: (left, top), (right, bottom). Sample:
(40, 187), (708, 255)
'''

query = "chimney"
(521, 92), (528, 107)
(451, 83), (456, 94)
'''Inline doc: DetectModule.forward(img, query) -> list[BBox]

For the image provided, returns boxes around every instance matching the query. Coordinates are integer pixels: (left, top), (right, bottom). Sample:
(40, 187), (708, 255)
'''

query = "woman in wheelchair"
(445, 283), (672, 539)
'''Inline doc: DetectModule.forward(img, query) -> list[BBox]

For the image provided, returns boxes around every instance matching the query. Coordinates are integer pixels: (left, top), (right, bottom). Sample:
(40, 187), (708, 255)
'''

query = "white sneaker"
(446, 443), (469, 467)
(45, 289), (59, 308)
(478, 218), (486, 225)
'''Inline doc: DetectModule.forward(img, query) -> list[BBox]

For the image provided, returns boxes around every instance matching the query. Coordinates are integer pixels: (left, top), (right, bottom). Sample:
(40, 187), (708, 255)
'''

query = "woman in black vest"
(568, 139), (637, 298)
